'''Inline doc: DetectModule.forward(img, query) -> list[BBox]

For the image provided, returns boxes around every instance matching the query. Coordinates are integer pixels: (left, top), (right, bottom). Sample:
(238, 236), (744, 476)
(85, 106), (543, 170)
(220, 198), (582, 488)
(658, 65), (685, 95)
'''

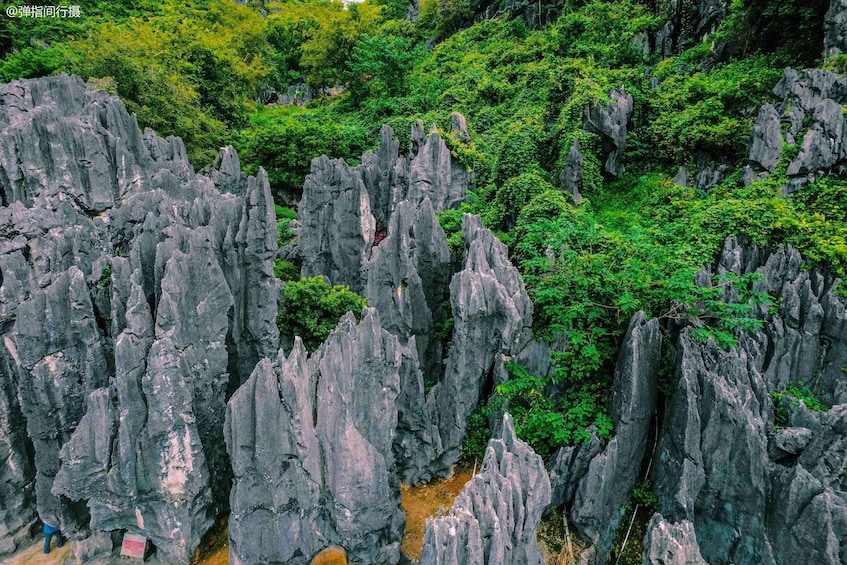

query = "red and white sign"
(120, 533), (147, 559)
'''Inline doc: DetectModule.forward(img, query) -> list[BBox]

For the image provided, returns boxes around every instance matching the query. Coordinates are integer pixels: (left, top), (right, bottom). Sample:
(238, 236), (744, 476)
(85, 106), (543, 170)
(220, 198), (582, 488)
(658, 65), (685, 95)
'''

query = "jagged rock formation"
(825, 0), (847, 58)
(364, 198), (449, 484)
(744, 67), (847, 192)
(0, 337), (36, 554)
(547, 312), (661, 564)
(298, 123), (470, 293)
(419, 414), (551, 565)
(559, 139), (584, 204)
(0, 74), (278, 563)
(583, 89), (634, 176)
(654, 0), (729, 58)
(6, 66), (844, 565)
(364, 195), (451, 384)
(297, 127), (542, 484)
(426, 214), (537, 476)
(295, 124), (462, 484)
(745, 104), (783, 178)
(225, 309), (404, 565)
(646, 236), (847, 565)
(691, 152), (729, 191)
(296, 122), (550, 485)
(669, 152), (730, 191)
(559, 88), (636, 198)
(545, 236), (847, 564)
(642, 514), (707, 565)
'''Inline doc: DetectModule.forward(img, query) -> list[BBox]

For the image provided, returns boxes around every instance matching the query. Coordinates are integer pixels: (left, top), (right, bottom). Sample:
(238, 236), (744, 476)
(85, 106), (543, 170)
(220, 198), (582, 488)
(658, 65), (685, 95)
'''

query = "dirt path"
(2, 534), (227, 565)
(2, 541), (72, 565)
(399, 466), (474, 560)
(4, 469), (475, 565)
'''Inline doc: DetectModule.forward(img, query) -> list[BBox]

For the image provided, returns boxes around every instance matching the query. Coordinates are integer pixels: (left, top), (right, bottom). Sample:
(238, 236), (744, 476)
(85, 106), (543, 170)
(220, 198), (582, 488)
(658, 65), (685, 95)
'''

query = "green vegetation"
(461, 404), (492, 462)
(631, 478), (658, 512)
(274, 259), (300, 282)
(276, 276), (368, 351)
(772, 385), (829, 426)
(5, 0), (844, 458)
(96, 264), (112, 289)
(241, 105), (372, 195)
(275, 205), (298, 246)
(487, 362), (613, 460)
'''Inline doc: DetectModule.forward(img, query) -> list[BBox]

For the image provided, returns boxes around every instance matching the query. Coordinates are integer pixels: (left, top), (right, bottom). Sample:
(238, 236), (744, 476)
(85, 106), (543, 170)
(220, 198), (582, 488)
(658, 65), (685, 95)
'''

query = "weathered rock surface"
(298, 154), (375, 292)
(745, 67), (847, 192)
(559, 139), (584, 204)
(825, 0), (847, 59)
(364, 198), (450, 484)
(408, 128), (470, 211)
(642, 513), (707, 565)
(225, 309), (404, 565)
(0, 74), (278, 563)
(419, 414), (551, 565)
(545, 312), (661, 564)
(543, 236), (847, 565)
(426, 214), (535, 476)
(298, 123), (471, 293)
(568, 313), (661, 561)
(0, 333), (37, 555)
(691, 152), (729, 191)
(744, 104), (783, 181)
(364, 197), (451, 396)
(646, 236), (847, 565)
(583, 89), (634, 176)
(296, 124), (478, 484)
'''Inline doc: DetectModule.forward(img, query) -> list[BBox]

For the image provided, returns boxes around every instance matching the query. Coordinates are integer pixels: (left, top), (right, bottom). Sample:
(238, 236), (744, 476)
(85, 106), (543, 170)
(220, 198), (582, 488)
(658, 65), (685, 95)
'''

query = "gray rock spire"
(419, 413), (551, 565)
(226, 309), (404, 565)
(0, 74), (278, 563)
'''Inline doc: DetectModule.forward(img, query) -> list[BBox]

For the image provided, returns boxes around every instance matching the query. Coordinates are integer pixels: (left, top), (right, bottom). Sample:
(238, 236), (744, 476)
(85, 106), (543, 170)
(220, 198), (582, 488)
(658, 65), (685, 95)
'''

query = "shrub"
(485, 173), (555, 232)
(239, 106), (371, 196)
(461, 404), (491, 463)
(486, 362), (614, 460)
(273, 259), (299, 282)
(96, 264), (112, 289)
(277, 276), (368, 351)
(275, 205), (298, 246)
(435, 208), (467, 259)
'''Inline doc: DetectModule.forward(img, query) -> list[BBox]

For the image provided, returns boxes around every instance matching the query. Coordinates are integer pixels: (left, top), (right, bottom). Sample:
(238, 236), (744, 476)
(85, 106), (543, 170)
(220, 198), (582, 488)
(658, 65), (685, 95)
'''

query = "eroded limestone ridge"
(225, 308), (406, 565)
(745, 67), (847, 193)
(0, 74), (279, 563)
(647, 236), (847, 565)
(548, 312), (662, 564)
(419, 413), (551, 565)
(297, 119), (470, 295)
(548, 236), (847, 565)
(292, 120), (552, 485)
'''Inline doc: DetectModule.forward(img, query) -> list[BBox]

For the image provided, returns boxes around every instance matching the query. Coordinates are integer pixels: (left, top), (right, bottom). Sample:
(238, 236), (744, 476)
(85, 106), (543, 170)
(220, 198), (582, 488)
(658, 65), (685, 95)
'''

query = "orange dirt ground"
(4, 468), (476, 565)
(400, 465), (475, 560)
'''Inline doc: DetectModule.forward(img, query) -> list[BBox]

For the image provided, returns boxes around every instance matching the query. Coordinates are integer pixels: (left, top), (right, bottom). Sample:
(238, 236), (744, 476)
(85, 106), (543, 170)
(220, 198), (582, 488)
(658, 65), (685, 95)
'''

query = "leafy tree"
(277, 276), (368, 351)
(238, 105), (371, 196)
(63, 0), (271, 163)
(485, 172), (555, 232)
(345, 30), (424, 101)
(296, 0), (383, 88)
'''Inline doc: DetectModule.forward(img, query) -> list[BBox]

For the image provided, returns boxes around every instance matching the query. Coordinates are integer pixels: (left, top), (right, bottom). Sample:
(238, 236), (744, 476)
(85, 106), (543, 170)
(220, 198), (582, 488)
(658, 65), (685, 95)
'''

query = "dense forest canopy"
(1, 0), (844, 512)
